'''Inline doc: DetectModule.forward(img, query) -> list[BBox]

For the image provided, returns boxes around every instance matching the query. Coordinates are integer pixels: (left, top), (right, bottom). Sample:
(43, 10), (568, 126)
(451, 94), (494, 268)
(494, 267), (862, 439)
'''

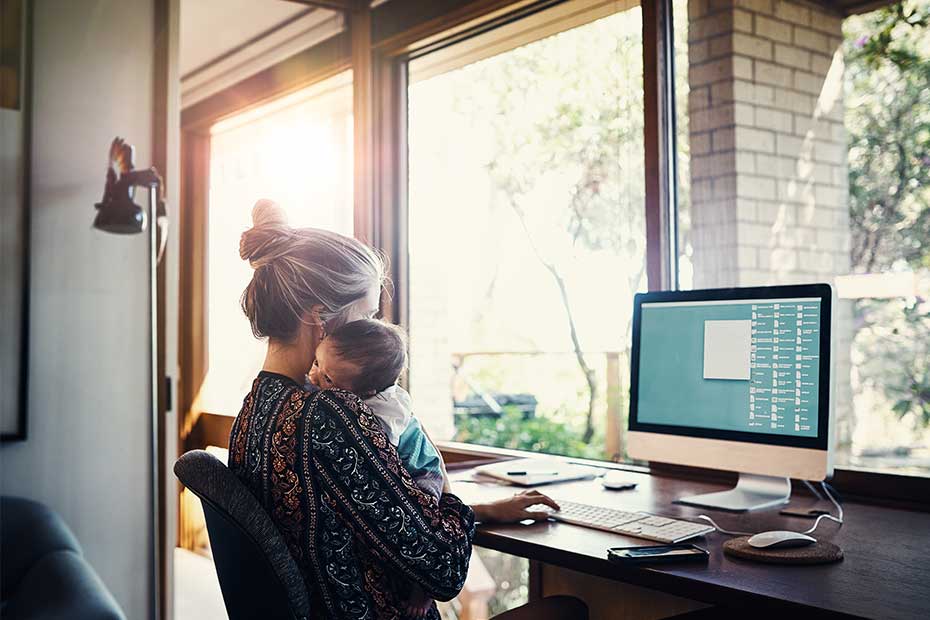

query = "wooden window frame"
(177, 0), (930, 512)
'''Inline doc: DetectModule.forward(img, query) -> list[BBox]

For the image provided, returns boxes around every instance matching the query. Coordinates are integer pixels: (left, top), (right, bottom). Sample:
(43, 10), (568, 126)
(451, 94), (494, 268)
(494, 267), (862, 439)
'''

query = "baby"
(308, 319), (445, 499)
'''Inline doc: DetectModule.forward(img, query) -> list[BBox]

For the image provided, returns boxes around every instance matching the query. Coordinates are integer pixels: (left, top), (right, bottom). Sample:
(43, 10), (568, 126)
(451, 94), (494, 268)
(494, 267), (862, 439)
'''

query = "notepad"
(474, 459), (597, 487)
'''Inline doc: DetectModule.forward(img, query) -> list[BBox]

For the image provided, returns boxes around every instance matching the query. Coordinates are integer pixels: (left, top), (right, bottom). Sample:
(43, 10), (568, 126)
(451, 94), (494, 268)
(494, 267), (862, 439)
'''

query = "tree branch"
(507, 197), (599, 442)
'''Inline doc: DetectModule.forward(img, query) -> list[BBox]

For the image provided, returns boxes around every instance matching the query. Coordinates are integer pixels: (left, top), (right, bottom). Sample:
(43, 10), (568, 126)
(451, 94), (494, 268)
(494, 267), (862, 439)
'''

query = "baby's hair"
(326, 319), (407, 395)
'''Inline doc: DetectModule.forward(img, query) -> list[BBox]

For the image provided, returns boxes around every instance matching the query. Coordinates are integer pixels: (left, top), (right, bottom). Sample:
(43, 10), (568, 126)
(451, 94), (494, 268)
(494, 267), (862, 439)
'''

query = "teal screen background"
(637, 300), (821, 438)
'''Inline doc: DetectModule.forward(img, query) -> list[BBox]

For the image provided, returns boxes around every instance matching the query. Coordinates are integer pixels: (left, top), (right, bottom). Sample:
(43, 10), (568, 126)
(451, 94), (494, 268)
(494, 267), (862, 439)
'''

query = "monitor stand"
(676, 474), (791, 512)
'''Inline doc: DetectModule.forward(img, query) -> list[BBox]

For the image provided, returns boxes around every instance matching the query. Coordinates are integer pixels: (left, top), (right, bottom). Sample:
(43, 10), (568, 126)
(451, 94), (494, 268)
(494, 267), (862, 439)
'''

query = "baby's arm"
(415, 418), (451, 494)
(367, 385), (447, 498)
(396, 417), (446, 500)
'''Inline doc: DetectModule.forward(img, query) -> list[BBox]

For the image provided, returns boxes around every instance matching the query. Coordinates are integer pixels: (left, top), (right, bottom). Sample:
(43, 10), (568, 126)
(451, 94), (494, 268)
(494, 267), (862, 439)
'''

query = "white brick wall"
(687, 0), (853, 447)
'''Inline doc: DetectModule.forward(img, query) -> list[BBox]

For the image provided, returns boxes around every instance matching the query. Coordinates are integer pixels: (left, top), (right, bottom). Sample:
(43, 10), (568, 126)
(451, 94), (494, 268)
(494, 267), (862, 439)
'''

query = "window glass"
(203, 71), (354, 414)
(840, 2), (929, 474)
(408, 1), (646, 462)
(673, 0), (929, 475)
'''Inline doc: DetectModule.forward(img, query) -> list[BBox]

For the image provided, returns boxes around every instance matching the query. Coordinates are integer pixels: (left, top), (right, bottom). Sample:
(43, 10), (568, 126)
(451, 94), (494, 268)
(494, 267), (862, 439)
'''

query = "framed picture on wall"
(0, 0), (22, 110)
(1, 0), (30, 440)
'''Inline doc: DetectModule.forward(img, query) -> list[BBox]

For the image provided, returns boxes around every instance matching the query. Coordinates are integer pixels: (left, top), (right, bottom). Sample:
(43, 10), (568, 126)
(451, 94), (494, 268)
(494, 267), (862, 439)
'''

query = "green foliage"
(854, 1), (930, 70)
(447, 11), (648, 444)
(854, 299), (930, 428)
(845, 1), (930, 430)
(845, 1), (930, 272)
(454, 406), (606, 460)
(464, 13), (647, 260)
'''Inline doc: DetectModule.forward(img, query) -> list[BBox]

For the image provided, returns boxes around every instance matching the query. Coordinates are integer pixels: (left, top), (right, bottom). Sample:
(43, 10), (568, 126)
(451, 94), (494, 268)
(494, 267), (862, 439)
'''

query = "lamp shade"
(93, 194), (147, 234)
(93, 138), (157, 234)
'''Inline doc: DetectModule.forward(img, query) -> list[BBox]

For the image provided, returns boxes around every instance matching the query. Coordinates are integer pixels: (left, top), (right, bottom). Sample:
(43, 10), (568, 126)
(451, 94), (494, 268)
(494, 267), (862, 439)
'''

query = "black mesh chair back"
(174, 450), (310, 620)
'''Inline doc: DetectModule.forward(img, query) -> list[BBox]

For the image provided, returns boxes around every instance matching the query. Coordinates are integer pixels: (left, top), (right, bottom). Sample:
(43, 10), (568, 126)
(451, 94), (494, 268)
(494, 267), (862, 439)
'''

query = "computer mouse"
(601, 474), (637, 491)
(747, 531), (817, 549)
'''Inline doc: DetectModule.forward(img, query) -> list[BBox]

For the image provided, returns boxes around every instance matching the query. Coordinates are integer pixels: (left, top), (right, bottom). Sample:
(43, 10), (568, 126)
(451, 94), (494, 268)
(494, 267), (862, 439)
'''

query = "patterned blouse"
(228, 371), (476, 620)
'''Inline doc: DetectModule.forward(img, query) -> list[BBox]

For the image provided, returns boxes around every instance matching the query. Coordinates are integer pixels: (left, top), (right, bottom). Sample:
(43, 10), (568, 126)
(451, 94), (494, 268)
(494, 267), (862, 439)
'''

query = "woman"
(228, 201), (585, 620)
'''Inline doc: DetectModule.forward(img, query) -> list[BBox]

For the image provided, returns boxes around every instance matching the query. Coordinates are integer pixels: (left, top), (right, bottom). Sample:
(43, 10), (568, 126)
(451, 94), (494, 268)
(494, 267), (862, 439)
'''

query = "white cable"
(803, 479), (825, 501)
(799, 482), (843, 535)
(695, 481), (843, 538)
(696, 515), (754, 536)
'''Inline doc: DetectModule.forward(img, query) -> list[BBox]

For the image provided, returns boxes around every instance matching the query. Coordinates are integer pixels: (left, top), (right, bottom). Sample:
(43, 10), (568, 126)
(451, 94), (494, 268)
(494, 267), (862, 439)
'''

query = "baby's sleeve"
(396, 418), (445, 500)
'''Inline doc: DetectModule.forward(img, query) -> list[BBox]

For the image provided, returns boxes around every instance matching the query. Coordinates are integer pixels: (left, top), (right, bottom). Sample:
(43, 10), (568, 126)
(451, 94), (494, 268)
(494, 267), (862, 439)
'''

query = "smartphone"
(608, 544), (709, 565)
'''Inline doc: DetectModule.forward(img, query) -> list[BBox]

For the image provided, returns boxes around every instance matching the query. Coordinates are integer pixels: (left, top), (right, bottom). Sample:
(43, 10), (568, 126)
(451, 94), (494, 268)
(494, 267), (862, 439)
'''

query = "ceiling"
(180, 0), (313, 78)
(178, 0), (893, 81)
(822, 0), (899, 16)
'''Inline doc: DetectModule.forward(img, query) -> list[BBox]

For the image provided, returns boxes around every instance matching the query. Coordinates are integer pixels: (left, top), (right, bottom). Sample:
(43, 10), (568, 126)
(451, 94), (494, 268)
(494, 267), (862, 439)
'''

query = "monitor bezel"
(628, 283), (832, 451)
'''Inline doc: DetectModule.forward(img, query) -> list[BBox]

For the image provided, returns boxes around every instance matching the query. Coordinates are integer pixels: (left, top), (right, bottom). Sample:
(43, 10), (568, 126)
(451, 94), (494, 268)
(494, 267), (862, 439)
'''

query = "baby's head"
(309, 319), (407, 396)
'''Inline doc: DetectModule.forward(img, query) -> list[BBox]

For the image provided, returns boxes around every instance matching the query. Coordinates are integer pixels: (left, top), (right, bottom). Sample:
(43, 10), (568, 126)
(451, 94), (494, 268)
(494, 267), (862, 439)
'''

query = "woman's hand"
(471, 490), (560, 524)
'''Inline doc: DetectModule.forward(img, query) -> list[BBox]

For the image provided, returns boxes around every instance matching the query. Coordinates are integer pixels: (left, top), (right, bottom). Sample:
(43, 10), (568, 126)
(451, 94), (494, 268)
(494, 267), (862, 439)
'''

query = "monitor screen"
(634, 296), (823, 441)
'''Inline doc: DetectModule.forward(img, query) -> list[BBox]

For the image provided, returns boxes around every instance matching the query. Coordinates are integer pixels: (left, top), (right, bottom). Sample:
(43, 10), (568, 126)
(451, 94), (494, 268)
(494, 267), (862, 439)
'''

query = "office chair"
(174, 450), (310, 620)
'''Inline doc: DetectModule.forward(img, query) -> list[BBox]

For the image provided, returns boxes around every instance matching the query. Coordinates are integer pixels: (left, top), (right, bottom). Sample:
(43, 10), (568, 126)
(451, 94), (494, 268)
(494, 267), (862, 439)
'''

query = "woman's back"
(228, 371), (475, 620)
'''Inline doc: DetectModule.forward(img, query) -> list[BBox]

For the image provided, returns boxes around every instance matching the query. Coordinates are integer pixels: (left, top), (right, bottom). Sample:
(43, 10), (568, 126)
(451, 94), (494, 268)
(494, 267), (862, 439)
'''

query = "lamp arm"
(135, 167), (169, 265)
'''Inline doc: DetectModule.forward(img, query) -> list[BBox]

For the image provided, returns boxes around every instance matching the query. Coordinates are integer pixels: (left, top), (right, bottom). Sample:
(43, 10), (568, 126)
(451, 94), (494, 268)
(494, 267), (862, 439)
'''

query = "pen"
(507, 471), (559, 476)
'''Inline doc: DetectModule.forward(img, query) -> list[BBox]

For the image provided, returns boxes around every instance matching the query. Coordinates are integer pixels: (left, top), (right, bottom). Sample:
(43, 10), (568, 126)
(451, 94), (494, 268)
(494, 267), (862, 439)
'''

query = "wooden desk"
(451, 469), (930, 620)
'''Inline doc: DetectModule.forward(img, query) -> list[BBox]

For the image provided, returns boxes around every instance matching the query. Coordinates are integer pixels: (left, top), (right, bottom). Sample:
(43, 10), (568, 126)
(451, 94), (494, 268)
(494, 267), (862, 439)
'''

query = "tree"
(451, 11), (647, 444)
(845, 0), (930, 432)
(846, 1), (930, 273)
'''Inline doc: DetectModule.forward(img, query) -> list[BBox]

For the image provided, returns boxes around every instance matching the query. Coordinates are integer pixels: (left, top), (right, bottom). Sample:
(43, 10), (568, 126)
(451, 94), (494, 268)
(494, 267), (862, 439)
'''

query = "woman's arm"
(410, 410), (560, 519)
(308, 390), (474, 601)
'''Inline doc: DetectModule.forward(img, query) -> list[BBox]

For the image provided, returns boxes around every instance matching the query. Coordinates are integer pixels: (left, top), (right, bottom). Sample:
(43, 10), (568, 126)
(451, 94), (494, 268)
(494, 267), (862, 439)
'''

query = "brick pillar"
(687, 0), (853, 450)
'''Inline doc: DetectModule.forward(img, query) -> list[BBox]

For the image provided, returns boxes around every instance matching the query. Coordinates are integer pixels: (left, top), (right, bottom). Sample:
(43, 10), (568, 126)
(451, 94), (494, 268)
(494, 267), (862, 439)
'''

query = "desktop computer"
(627, 284), (834, 512)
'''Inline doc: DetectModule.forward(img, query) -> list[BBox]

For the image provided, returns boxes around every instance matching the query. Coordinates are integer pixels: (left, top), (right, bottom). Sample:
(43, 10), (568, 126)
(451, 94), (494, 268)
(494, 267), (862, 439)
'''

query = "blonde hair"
(239, 200), (385, 341)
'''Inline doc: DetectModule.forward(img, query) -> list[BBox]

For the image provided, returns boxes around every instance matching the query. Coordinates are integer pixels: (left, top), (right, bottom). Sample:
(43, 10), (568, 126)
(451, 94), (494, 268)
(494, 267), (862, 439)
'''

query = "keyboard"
(543, 499), (715, 543)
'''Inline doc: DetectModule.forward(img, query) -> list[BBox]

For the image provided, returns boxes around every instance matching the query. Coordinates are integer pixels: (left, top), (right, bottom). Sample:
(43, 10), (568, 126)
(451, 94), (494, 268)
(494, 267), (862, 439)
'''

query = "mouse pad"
(723, 536), (843, 565)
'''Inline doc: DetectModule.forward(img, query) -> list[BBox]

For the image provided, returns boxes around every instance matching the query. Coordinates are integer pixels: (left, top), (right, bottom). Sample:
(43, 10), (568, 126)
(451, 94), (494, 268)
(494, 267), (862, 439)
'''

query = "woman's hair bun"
(240, 199), (292, 266)
(251, 199), (289, 228)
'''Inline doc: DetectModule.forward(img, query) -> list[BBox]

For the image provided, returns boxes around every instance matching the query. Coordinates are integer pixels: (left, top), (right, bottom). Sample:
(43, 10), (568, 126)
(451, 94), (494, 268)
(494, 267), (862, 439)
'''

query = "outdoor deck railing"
(451, 350), (628, 461)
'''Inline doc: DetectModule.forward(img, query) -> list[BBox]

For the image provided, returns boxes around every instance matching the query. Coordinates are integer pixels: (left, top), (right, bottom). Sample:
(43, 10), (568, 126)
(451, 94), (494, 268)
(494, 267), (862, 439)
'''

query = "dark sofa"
(1, 496), (125, 620)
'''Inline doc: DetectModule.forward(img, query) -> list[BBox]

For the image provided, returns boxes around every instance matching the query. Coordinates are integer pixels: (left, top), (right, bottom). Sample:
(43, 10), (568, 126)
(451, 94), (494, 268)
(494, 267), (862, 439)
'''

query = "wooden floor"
(172, 547), (465, 619)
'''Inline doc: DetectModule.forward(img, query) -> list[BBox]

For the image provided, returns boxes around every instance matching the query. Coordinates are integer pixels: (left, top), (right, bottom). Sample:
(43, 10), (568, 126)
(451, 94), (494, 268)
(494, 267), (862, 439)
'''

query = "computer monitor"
(627, 284), (833, 512)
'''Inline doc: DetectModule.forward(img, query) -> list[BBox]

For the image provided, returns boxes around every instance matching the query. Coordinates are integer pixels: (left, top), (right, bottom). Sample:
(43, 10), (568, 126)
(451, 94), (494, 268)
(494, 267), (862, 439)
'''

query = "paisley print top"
(228, 371), (475, 620)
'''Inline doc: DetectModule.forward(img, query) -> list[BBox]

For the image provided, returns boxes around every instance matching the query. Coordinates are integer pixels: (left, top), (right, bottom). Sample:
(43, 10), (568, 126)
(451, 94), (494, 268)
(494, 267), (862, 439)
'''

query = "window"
(200, 71), (353, 415)
(672, 0), (930, 475)
(407, 1), (646, 462)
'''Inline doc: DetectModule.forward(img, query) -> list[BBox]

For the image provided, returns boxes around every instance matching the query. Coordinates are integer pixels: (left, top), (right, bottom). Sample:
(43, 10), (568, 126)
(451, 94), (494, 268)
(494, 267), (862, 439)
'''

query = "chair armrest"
(2, 550), (125, 620)
(0, 497), (82, 598)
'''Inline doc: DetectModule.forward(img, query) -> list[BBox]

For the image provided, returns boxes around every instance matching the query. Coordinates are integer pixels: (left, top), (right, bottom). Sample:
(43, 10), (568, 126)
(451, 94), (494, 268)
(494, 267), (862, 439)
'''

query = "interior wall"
(0, 100), (25, 435)
(0, 1), (156, 618)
